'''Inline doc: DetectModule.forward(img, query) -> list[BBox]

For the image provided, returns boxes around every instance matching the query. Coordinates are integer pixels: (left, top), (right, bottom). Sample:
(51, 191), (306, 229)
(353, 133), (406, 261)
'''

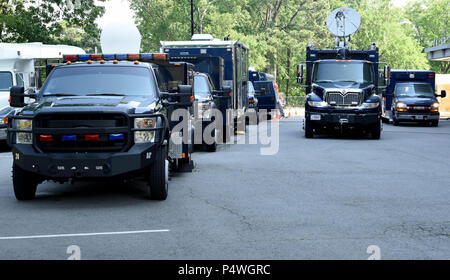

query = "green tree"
(0, 0), (105, 52)
(405, 0), (449, 73)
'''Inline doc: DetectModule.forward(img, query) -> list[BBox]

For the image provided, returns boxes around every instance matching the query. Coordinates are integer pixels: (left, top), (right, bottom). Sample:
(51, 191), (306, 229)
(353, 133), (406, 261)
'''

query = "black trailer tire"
(12, 165), (39, 201)
(304, 118), (314, 138)
(371, 120), (382, 140)
(147, 145), (168, 200)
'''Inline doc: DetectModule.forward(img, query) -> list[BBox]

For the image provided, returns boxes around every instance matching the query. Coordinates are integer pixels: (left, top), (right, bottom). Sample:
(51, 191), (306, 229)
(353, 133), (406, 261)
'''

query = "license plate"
(415, 115), (424, 120)
(310, 115), (321, 121)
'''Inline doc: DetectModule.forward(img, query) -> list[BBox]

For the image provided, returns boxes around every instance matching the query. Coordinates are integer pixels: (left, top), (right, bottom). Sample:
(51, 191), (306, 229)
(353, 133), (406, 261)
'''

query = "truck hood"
(395, 97), (437, 105)
(20, 95), (158, 115)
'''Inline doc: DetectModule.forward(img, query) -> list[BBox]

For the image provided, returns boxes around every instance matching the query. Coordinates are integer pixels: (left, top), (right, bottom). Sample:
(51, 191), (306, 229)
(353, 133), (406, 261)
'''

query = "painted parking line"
(0, 229), (170, 240)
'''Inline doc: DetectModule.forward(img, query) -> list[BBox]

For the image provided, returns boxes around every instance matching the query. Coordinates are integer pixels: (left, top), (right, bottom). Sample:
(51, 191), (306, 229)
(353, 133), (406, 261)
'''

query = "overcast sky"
(96, 0), (415, 30)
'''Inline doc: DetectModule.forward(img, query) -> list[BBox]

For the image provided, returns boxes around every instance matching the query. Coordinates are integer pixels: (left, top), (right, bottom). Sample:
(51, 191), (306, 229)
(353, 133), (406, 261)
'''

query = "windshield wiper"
(416, 95), (433, 98)
(86, 93), (126, 96)
(314, 80), (333, 83)
(43, 93), (78, 97)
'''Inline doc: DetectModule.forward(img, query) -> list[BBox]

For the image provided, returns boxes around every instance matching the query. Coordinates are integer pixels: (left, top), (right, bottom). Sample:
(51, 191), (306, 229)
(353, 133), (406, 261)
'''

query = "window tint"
(40, 66), (157, 98)
(194, 75), (211, 99)
(0, 72), (13, 91)
(395, 83), (434, 98)
(254, 82), (274, 95)
(313, 62), (374, 84)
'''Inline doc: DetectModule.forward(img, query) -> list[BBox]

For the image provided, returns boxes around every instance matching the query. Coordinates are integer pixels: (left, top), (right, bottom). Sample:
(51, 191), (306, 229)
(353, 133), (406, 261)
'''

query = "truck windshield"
(254, 82), (274, 95)
(0, 72), (13, 91)
(313, 62), (374, 84)
(194, 75), (211, 99)
(395, 83), (434, 98)
(40, 66), (157, 98)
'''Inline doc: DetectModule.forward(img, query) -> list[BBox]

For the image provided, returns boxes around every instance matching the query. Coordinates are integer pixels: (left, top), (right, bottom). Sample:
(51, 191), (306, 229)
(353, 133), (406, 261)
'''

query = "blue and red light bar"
(62, 53), (169, 63)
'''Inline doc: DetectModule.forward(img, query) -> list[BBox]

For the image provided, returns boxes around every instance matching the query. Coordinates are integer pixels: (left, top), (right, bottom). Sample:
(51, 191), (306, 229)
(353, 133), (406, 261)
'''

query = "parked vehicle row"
(2, 7), (447, 203)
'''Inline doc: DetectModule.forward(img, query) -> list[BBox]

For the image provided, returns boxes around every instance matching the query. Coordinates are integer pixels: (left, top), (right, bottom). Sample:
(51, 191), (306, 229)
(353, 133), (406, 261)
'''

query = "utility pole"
(190, 0), (194, 36)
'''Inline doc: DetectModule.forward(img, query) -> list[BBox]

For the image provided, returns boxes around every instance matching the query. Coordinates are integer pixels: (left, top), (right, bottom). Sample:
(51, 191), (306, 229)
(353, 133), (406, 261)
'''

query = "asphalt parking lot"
(0, 118), (449, 260)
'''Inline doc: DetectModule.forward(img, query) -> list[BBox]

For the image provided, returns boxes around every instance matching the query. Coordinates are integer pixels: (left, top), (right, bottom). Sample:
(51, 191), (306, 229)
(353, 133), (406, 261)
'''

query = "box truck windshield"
(313, 62), (374, 84)
(395, 83), (434, 98)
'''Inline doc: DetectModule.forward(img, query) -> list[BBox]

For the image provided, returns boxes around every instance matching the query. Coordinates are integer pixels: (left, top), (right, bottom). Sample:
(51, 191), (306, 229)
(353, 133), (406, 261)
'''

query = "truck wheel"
(147, 145), (168, 200)
(392, 116), (399, 126)
(12, 165), (39, 201)
(370, 120), (382, 140)
(304, 117), (314, 138)
(431, 121), (439, 127)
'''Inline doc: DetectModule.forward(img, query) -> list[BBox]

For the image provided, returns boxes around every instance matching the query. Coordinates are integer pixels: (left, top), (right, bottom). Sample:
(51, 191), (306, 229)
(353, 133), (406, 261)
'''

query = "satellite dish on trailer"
(326, 7), (361, 38)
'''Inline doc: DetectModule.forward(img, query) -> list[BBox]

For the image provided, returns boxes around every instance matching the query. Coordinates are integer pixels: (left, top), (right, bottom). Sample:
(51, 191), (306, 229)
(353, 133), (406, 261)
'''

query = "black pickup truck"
(7, 53), (193, 201)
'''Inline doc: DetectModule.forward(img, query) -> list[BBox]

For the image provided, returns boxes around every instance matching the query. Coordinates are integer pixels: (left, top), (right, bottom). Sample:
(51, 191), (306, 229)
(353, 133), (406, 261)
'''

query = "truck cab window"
(15, 73), (24, 87)
(0, 72), (13, 91)
(395, 83), (434, 98)
(40, 66), (157, 98)
(313, 62), (374, 84)
(194, 75), (211, 99)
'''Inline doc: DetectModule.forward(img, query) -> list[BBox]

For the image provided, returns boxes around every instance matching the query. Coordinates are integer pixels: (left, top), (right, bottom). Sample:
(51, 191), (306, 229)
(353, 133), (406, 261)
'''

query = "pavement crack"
(187, 187), (253, 231)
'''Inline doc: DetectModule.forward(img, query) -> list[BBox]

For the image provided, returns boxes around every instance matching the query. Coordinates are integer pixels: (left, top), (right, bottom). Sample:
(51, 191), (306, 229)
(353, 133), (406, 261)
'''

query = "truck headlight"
(431, 102), (439, 112)
(307, 101), (327, 107)
(361, 102), (379, 109)
(396, 102), (407, 108)
(134, 118), (156, 143)
(16, 119), (33, 144)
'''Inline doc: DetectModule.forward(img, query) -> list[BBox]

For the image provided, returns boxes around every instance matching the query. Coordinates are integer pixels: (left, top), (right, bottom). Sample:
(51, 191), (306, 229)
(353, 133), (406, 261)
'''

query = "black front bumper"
(394, 111), (439, 122)
(306, 111), (380, 127)
(12, 143), (159, 179)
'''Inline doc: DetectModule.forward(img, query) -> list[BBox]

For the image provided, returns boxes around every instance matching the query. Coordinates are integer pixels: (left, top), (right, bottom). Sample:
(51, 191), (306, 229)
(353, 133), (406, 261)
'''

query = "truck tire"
(147, 145), (168, 200)
(12, 165), (39, 201)
(431, 121), (439, 127)
(370, 120), (382, 140)
(304, 117), (314, 138)
(392, 116), (400, 126)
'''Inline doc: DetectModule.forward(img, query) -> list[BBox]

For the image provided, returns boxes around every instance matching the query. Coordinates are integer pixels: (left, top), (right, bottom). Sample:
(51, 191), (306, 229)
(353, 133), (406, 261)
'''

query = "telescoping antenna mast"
(326, 7), (361, 49)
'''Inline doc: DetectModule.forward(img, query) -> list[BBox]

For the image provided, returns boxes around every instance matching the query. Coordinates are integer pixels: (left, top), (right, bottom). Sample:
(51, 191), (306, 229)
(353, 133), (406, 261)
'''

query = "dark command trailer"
(383, 70), (446, 126)
(161, 34), (250, 132)
(297, 7), (391, 139)
(7, 53), (194, 201)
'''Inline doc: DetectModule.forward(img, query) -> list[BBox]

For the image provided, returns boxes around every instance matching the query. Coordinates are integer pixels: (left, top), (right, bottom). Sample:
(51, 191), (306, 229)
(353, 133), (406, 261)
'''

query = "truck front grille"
(34, 113), (129, 153)
(326, 92), (362, 106)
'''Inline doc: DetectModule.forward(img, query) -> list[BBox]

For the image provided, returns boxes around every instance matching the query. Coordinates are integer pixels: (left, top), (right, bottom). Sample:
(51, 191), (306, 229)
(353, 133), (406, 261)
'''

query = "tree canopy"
(130, 0), (448, 97)
(0, 0), (447, 97)
(0, 0), (105, 53)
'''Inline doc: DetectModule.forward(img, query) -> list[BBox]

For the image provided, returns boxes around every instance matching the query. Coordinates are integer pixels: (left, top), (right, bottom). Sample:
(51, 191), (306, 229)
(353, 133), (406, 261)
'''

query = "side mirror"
(297, 64), (304, 84)
(440, 90), (446, 98)
(178, 85), (192, 94)
(384, 65), (391, 86)
(10, 86), (26, 108)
